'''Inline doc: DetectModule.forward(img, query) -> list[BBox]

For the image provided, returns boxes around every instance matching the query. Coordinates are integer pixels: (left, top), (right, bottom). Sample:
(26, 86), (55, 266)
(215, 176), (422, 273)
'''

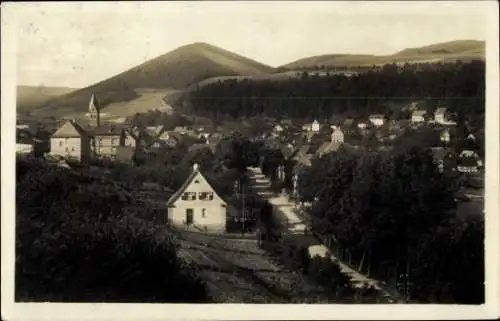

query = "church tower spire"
(88, 91), (100, 127)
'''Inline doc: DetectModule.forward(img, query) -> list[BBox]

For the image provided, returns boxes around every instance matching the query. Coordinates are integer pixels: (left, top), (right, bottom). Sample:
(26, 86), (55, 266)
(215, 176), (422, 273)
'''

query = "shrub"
(307, 256), (352, 294)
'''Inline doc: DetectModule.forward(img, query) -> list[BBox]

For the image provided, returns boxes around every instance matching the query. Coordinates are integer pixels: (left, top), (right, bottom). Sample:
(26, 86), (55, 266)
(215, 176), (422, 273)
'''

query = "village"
(15, 88), (485, 303)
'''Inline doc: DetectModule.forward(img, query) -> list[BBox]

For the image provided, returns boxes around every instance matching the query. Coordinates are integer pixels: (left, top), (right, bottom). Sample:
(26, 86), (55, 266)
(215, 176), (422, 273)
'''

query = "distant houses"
(302, 120), (321, 133)
(16, 129), (35, 155)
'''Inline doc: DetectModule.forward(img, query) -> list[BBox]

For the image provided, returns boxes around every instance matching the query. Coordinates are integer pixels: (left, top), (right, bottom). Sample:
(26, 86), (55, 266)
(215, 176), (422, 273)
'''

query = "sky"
(8, 1), (490, 88)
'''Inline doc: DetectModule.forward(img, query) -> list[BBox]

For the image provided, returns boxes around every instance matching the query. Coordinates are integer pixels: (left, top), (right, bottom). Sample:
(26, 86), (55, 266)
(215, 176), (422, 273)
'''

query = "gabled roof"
(166, 164), (226, 207)
(146, 125), (165, 137)
(124, 129), (139, 139)
(316, 141), (342, 156)
(51, 120), (88, 138)
(90, 125), (124, 137)
(431, 147), (454, 161)
(412, 110), (427, 117)
(459, 150), (479, 158)
(435, 107), (447, 115)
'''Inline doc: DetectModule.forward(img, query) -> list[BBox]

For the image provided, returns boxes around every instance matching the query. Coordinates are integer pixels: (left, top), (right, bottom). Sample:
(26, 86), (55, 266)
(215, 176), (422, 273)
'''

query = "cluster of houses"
(16, 93), (225, 164)
(410, 105), (457, 125)
(15, 95), (484, 233)
(264, 107), (483, 198)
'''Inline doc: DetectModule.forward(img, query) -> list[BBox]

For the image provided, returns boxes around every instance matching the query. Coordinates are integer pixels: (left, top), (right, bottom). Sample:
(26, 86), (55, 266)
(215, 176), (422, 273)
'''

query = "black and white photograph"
(1, 1), (499, 320)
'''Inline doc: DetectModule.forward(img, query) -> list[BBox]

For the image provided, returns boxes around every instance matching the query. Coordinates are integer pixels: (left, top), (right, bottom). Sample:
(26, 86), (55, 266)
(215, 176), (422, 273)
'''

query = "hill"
(32, 42), (276, 117)
(17, 86), (77, 113)
(281, 40), (485, 70)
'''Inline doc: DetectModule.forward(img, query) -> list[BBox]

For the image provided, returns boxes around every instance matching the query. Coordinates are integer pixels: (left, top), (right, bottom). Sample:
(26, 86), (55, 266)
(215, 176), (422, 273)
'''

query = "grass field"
(176, 231), (331, 303)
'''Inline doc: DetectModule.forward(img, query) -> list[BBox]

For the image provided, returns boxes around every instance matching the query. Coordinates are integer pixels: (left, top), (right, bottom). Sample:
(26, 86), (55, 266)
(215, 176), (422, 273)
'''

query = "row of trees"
(248, 188), (384, 302)
(16, 156), (210, 302)
(296, 147), (484, 303)
(182, 61), (484, 121)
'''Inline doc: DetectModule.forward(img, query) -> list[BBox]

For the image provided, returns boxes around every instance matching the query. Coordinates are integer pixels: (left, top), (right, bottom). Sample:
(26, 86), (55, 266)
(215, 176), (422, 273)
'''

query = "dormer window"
(181, 192), (196, 201)
(198, 192), (214, 201)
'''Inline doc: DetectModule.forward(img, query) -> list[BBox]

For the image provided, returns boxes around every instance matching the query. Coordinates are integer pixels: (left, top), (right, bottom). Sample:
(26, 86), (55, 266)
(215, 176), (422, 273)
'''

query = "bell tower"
(88, 91), (100, 127)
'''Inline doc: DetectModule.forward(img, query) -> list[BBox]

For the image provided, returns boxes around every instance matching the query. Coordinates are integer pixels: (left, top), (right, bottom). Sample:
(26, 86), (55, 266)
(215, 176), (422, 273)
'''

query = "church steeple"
(88, 91), (100, 127)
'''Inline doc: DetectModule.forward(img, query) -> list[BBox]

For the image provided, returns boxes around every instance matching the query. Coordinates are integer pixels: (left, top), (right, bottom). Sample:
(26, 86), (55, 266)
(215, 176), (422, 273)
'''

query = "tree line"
(295, 147), (484, 303)
(181, 61), (484, 122)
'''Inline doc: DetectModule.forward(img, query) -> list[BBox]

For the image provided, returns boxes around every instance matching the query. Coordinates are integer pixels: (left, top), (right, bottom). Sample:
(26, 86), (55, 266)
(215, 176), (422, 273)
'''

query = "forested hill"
(180, 60), (485, 121)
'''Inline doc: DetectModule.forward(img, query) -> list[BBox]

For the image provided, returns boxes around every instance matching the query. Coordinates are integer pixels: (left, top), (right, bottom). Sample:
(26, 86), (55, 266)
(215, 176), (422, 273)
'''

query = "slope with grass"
(281, 40), (485, 70)
(31, 43), (275, 118)
(17, 86), (77, 113)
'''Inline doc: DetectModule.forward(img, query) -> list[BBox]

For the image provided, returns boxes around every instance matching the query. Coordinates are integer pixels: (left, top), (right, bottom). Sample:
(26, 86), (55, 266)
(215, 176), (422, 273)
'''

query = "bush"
(307, 257), (352, 295)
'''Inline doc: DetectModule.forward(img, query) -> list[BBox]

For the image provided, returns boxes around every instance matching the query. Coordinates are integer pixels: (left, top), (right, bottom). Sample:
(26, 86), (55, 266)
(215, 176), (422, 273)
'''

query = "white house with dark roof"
(368, 114), (385, 127)
(411, 110), (427, 123)
(50, 120), (91, 163)
(166, 163), (227, 233)
(311, 120), (320, 132)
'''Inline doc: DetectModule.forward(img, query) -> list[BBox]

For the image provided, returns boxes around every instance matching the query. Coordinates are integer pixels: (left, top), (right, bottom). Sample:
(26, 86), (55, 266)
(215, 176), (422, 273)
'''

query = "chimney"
(193, 163), (199, 171)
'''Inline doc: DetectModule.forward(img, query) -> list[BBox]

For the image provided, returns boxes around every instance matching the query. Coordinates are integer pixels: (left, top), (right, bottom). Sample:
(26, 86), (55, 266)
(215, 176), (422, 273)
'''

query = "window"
(65, 147), (69, 152)
(198, 192), (214, 201)
(59, 141), (63, 147)
(194, 180), (200, 184)
(71, 147), (75, 152)
(201, 208), (207, 218)
(181, 192), (196, 201)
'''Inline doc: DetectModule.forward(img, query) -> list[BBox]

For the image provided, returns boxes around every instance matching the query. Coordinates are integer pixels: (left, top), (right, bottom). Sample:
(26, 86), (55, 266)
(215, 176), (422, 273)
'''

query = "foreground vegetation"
(16, 157), (209, 302)
(295, 147), (484, 303)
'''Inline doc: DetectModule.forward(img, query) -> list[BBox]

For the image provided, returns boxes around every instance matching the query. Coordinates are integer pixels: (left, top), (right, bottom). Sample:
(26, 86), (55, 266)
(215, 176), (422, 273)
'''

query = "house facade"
(440, 128), (451, 143)
(434, 107), (448, 124)
(369, 115), (385, 127)
(92, 127), (124, 158)
(331, 128), (344, 144)
(411, 110), (427, 123)
(124, 130), (140, 148)
(311, 120), (320, 132)
(50, 120), (91, 163)
(16, 129), (34, 155)
(167, 163), (227, 233)
(357, 122), (368, 129)
(457, 150), (483, 173)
